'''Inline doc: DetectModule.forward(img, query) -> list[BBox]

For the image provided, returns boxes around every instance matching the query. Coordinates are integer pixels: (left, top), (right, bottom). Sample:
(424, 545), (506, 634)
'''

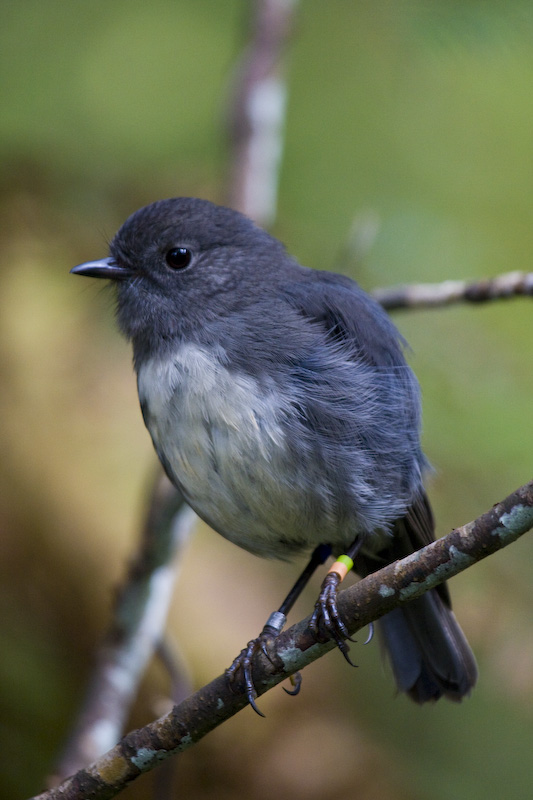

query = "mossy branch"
(34, 479), (533, 800)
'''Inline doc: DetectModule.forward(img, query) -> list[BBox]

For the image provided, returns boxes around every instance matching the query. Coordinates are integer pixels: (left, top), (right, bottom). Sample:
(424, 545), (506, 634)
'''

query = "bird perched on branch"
(72, 197), (477, 713)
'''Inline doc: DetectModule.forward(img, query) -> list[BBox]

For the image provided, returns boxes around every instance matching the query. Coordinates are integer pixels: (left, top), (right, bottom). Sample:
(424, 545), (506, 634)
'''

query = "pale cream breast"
(137, 343), (332, 557)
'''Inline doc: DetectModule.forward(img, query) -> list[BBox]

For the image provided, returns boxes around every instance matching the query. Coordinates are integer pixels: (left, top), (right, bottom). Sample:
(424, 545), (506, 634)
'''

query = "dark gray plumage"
(72, 197), (477, 703)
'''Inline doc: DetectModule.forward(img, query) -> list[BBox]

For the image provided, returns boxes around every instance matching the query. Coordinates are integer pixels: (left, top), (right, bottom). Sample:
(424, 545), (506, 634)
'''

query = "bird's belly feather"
(137, 344), (355, 558)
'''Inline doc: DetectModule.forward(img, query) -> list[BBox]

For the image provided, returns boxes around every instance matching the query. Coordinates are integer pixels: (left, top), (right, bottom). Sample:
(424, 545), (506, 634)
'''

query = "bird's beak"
(70, 258), (133, 280)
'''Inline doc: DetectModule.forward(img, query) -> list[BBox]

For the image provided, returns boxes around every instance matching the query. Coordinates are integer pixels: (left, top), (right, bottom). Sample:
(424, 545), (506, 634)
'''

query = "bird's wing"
(281, 270), (408, 369)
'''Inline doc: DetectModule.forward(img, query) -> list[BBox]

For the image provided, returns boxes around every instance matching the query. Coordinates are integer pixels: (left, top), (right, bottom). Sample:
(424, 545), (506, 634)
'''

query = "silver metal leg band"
(265, 611), (287, 634)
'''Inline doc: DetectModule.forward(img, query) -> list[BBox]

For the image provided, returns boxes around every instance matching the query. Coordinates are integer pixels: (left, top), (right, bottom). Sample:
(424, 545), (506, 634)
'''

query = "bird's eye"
(165, 247), (192, 270)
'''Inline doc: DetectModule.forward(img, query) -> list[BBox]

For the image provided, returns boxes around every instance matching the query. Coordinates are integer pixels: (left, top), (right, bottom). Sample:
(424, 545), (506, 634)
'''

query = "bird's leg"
(309, 537), (364, 666)
(226, 544), (332, 715)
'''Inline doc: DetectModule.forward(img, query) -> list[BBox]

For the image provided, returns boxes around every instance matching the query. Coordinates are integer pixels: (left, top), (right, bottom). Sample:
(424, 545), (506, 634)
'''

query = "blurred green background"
(2, 1), (533, 798)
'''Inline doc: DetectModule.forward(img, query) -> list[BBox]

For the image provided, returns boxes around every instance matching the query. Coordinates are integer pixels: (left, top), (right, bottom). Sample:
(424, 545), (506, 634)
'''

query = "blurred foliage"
(1, 1), (533, 799)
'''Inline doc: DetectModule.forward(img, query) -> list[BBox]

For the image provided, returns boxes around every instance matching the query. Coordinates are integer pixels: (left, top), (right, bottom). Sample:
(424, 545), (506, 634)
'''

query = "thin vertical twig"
(227, 0), (299, 225)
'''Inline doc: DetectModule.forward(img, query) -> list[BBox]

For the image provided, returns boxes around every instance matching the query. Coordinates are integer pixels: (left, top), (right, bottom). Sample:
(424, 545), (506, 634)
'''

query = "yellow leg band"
(327, 554), (354, 582)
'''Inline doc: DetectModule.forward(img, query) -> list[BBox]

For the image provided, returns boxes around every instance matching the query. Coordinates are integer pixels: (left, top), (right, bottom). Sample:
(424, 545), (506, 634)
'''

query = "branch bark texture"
(34, 479), (533, 800)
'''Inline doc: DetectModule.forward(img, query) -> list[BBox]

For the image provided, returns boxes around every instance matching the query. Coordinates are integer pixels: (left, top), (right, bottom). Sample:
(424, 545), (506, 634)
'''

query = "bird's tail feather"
(357, 491), (477, 702)
(378, 589), (478, 702)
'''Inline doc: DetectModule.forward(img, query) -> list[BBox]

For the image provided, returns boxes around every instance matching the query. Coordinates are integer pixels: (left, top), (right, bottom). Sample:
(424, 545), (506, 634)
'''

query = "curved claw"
(337, 640), (358, 668)
(248, 694), (265, 717)
(309, 572), (357, 667)
(283, 671), (302, 696)
(363, 621), (374, 645)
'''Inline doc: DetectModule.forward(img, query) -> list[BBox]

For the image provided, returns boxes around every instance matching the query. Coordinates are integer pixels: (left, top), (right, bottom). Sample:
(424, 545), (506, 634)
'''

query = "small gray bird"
(72, 197), (477, 711)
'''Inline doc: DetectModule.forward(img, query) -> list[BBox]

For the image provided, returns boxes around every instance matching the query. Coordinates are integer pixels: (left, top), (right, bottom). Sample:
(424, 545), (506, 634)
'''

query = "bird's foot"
(309, 572), (357, 667)
(226, 612), (287, 716)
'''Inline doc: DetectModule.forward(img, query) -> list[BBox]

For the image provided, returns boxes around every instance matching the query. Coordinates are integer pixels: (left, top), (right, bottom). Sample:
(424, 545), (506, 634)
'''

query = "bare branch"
(34, 479), (533, 800)
(51, 474), (196, 782)
(372, 270), (533, 310)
